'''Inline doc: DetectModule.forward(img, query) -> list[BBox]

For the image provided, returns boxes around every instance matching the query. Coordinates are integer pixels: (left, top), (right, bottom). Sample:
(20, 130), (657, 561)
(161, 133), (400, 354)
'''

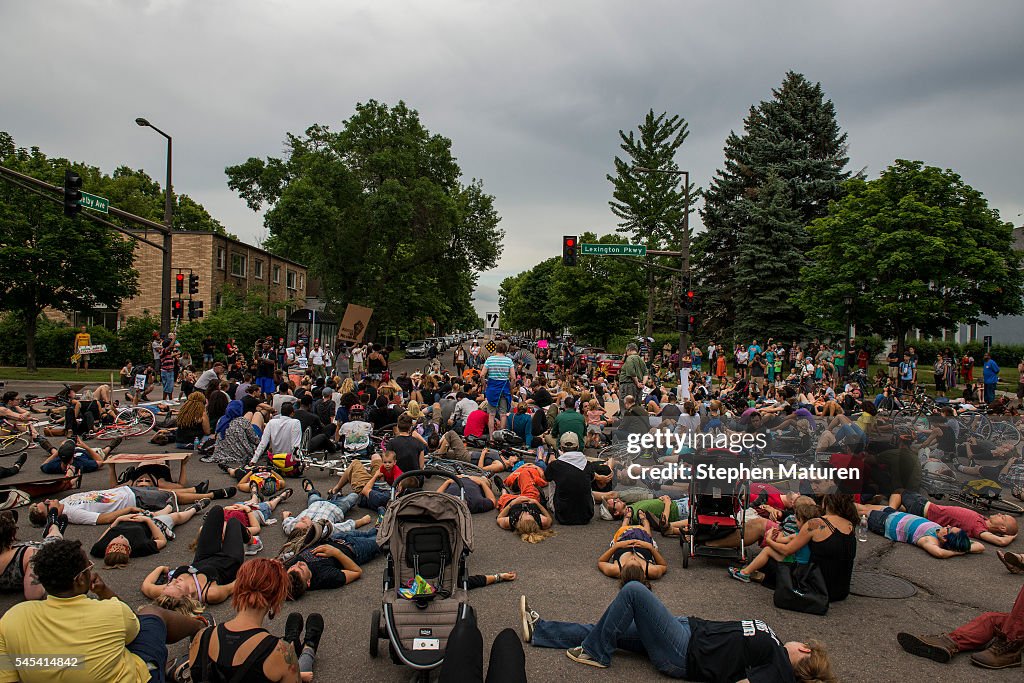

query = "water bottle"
(857, 514), (868, 543)
(193, 437), (200, 454)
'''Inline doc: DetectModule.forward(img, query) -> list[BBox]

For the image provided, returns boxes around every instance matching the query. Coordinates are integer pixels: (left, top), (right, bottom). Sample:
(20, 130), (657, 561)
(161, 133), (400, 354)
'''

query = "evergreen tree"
(607, 110), (696, 336)
(696, 72), (850, 341)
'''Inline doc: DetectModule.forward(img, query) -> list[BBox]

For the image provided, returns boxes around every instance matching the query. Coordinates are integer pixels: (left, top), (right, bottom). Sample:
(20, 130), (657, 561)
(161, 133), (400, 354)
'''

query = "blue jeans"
(359, 486), (391, 513)
(160, 370), (174, 395)
(537, 583), (690, 676)
(985, 383), (997, 404)
(41, 453), (99, 475)
(307, 490), (359, 515)
(128, 614), (168, 683)
(329, 528), (381, 564)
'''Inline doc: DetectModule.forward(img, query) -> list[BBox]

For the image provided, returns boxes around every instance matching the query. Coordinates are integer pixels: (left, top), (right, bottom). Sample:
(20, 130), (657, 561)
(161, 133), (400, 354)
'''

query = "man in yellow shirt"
(0, 539), (197, 682)
(73, 327), (91, 372)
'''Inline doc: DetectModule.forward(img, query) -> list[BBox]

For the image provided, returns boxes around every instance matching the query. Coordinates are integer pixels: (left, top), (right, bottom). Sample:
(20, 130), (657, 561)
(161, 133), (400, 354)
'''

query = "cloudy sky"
(3, 1), (1022, 318)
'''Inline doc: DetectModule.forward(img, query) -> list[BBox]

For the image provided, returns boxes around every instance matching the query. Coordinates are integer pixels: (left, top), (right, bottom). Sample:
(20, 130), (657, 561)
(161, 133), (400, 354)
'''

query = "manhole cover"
(849, 571), (917, 599)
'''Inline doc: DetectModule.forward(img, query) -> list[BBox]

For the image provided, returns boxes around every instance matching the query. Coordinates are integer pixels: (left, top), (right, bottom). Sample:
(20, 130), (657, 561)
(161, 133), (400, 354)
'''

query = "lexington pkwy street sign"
(580, 243), (646, 257)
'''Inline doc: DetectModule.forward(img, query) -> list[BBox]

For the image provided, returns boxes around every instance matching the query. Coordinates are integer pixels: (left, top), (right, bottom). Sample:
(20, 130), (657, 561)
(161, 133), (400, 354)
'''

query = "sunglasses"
(75, 561), (95, 582)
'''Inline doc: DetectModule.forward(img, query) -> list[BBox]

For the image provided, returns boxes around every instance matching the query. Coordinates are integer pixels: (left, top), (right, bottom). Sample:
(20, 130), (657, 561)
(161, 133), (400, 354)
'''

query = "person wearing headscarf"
(211, 400), (260, 466)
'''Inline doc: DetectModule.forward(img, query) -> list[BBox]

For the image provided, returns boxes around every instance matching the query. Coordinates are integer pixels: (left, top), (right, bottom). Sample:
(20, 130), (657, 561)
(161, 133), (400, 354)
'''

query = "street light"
(843, 295), (854, 379)
(136, 117), (174, 335)
(632, 165), (692, 353)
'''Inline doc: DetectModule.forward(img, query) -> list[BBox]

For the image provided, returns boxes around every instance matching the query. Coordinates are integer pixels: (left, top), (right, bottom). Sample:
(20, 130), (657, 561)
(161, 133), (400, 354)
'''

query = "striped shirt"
(484, 354), (514, 381)
(884, 511), (940, 545)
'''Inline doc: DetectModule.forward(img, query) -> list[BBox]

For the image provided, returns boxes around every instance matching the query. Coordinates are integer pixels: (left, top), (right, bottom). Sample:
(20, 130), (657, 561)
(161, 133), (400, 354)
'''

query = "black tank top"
(809, 517), (856, 602)
(367, 354), (385, 372)
(192, 625), (279, 683)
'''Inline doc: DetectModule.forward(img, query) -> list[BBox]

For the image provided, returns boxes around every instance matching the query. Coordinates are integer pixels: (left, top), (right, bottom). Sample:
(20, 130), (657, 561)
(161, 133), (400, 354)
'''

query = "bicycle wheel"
(893, 408), (929, 432)
(117, 407), (156, 437)
(94, 426), (129, 441)
(988, 420), (1021, 448)
(0, 436), (29, 457)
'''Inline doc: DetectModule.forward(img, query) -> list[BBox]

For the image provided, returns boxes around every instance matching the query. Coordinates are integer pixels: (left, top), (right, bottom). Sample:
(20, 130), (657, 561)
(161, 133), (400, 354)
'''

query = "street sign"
(485, 312), (500, 329)
(580, 243), (646, 257)
(485, 340), (496, 354)
(79, 191), (109, 213)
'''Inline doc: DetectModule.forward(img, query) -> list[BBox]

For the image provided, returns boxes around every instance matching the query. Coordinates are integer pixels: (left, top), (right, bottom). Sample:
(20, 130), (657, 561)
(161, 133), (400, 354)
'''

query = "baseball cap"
(322, 387), (334, 397)
(559, 432), (580, 449)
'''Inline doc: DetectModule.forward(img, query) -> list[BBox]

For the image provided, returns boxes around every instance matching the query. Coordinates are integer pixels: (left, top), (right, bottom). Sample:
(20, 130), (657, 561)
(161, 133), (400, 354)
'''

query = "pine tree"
(608, 110), (696, 336)
(695, 72), (850, 341)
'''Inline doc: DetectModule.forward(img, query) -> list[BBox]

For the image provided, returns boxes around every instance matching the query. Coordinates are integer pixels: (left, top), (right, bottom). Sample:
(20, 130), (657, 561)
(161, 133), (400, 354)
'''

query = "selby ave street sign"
(79, 191), (109, 213)
(580, 243), (646, 257)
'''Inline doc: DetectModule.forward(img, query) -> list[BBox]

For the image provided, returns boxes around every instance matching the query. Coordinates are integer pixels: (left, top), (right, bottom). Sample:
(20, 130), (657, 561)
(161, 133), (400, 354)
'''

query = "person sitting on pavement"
(730, 497), (820, 583)
(855, 502), (984, 557)
(285, 527), (382, 600)
(551, 395), (586, 447)
(542, 432), (595, 525)
(188, 557), (322, 683)
(436, 475), (498, 514)
(90, 501), (207, 567)
(141, 505), (248, 609)
(281, 479), (372, 539)
(327, 450), (405, 514)
(0, 538), (204, 682)
(0, 510), (49, 601)
(887, 489), (1017, 546)
(338, 403), (373, 455)
(597, 509), (669, 584)
(249, 401), (303, 466)
(519, 582), (837, 680)
(898, 581), (1024, 670)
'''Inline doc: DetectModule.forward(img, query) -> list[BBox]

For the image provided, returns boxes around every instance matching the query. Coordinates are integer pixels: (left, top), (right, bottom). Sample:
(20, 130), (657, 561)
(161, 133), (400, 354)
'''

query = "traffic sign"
(79, 191), (109, 213)
(485, 340), (496, 354)
(485, 312), (500, 329)
(580, 243), (646, 257)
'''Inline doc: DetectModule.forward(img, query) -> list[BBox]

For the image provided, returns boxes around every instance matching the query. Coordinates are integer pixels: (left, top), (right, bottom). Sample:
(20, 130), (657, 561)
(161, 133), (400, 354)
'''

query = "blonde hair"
(792, 640), (837, 682)
(587, 399), (600, 411)
(516, 518), (555, 544)
(406, 401), (422, 419)
(340, 378), (355, 395)
(177, 392), (206, 428)
(154, 594), (205, 617)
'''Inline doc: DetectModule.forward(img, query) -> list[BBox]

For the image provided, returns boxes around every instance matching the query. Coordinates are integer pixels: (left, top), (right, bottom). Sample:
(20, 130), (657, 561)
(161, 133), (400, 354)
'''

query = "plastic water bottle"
(857, 514), (868, 543)
(193, 437), (200, 455)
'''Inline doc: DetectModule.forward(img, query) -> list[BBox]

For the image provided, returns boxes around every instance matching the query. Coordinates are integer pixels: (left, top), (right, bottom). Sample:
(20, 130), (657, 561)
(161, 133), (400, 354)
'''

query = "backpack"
(269, 451), (304, 477)
(248, 469), (286, 498)
(961, 478), (1002, 500)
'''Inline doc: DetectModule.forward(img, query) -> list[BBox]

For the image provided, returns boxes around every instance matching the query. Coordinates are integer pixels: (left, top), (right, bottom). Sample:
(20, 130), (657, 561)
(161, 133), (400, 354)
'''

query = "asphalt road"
(0, 372), (1021, 682)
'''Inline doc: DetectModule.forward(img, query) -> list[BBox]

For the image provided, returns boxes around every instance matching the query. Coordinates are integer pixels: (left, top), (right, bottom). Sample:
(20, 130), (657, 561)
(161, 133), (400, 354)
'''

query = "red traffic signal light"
(175, 273), (184, 294)
(566, 238), (574, 247)
(562, 235), (578, 267)
(171, 300), (184, 319)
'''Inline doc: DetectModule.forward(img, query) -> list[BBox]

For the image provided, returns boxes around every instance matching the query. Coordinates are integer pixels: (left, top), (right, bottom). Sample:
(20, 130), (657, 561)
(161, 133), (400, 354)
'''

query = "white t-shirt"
(309, 349), (325, 366)
(736, 350), (748, 364)
(351, 347), (365, 364)
(340, 420), (373, 452)
(61, 486), (136, 525)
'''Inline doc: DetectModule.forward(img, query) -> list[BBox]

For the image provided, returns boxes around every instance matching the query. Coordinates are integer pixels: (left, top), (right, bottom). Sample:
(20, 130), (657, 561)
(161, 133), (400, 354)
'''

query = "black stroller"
(681, 449), (749, 568)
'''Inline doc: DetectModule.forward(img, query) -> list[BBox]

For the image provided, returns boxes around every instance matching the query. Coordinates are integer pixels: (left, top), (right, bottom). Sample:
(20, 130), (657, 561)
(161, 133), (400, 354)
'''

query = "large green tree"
(607, 110), (696, 336)
(0, 133), (140, 370)
(225, 101), (503, 337)
(498, 258), (559, 336)
(798, 160), (1024, 349)
(696, 72), (851, 340)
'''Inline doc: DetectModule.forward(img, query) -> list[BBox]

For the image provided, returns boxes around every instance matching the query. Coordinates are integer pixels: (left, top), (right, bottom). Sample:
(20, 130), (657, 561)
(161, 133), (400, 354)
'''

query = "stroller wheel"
(369, 609), (380, 658)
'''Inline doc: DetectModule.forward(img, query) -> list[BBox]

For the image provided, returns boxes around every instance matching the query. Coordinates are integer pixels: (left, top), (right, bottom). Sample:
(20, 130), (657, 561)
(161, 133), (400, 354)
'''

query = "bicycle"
(423, 455), (489, 478)
(92, 407), (157, 440)
(919, 471), (1024, 515)
(23, 384), (75, 411)
(0, 426), (31, 457)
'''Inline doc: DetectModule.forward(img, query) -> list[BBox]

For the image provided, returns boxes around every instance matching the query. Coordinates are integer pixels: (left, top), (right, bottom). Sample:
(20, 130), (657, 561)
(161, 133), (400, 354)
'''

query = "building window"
(215, 292), (222, 308)
(969, 323), (978, 342)
(286, 269), (297, 290)
(273, 265), (281, 284)
(254, 259), (264, 279)
(230, 253), (247, 277)
(216, 247), (226, 270)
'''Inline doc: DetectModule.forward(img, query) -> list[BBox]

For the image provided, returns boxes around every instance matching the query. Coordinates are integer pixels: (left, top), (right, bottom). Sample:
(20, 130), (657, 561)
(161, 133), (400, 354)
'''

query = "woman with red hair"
(188, 558), (325, 682)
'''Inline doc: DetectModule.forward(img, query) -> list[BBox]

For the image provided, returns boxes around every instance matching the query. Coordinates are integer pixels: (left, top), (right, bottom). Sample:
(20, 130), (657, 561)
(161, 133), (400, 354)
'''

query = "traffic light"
(686, 315), (696, 333)
(188, 274), (199, 295)
(562, 235), (578, 267)
(175, 273), (184, 295)
(188, 300), (204, 320)
(683, 289), (695, 311)
(63, 169), (82, 218)
(171, 300), (184, 320)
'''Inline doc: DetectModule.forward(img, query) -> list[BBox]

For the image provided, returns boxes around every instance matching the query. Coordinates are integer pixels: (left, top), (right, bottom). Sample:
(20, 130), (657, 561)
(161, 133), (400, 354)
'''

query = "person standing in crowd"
(482, 342), (516, 437)
(983, 352), (1001, 404)
(309, 340), (327, 380)
(617, 344), (647, 418)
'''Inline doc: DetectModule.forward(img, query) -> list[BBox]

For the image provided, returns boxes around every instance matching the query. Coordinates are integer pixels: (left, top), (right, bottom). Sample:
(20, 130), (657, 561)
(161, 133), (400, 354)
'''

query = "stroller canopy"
(377, 490), (474, 553)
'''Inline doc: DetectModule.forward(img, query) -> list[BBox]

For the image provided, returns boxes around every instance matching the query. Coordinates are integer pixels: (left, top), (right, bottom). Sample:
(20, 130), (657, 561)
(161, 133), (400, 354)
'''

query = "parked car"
(580, 346), (606, 363)
(405, 340), (431, 359)
(597, 353), (624, 377)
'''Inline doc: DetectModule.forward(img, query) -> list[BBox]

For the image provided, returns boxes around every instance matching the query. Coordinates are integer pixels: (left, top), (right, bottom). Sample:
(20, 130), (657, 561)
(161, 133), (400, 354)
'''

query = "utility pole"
(136, 118), (174, 335)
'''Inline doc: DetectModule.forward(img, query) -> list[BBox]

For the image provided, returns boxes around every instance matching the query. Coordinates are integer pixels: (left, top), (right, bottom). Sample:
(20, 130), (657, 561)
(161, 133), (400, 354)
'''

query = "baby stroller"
(371, 470), (474, 679)
(681, 449), (749, 568)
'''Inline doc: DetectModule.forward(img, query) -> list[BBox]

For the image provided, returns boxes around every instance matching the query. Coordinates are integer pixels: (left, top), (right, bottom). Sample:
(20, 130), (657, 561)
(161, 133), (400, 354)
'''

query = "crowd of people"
(0, 330), (1021, 681)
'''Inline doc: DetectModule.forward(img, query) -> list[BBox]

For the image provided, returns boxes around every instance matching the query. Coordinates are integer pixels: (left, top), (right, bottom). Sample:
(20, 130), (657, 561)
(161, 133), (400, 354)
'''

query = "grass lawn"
(0, 367), (120, 383)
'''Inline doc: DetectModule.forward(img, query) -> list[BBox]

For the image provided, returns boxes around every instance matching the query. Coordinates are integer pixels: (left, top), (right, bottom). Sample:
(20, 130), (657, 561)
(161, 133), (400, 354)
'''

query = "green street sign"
(580, 243), (646, 257)
(79, 191), (109, 213)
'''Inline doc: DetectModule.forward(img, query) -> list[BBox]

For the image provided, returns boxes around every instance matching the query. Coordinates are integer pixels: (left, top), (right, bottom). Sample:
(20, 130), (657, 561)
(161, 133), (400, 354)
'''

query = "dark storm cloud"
(2, 1), (1021, 317)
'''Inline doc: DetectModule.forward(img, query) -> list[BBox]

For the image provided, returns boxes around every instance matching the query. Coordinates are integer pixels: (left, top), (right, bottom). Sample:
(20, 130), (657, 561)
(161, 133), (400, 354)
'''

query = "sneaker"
(190, 498), (212, 514)
(303, 613), (325, 651)
(728, 566), (751, 583)
(245, 537), (264, 556)
(106, 436), (124, 455)
(34, 437), (54, 453)
(897, 632), (958, 663)
(194, 480), (210, 494)
(211, 486), (237, 500)
(284, 612), (304, 653)
(217, 462), (231, 473)
(997, 551), (1024, 574)
(519, 595), (539, 643)
(566, 646), (607, 668)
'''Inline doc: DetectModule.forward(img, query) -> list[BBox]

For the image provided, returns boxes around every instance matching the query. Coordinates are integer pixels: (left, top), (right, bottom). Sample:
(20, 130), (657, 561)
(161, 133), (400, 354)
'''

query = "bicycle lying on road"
(919, 470), (1024, 515)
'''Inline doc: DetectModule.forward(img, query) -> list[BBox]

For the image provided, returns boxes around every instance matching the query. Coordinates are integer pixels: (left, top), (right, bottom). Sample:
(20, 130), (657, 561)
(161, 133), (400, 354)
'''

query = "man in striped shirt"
(481, 341), (516, 438)
(858, 504), (984, 558)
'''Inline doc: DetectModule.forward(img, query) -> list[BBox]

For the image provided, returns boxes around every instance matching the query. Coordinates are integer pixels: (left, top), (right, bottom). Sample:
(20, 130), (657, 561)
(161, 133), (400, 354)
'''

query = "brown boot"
(897, 632), (958, 663)
(970, 635), (1023, 669)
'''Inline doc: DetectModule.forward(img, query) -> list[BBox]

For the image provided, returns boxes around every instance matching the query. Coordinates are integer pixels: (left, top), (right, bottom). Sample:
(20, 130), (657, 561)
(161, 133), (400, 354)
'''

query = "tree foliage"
(499, 258), (559, 335)
(798, 160), (1024, 349)
(696, 72), (851, 340)
(225, 101), (502, 335)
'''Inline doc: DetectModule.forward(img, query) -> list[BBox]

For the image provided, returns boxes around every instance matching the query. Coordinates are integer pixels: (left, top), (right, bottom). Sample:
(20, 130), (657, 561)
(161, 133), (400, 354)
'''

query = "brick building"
(60, 231), (307, 328)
